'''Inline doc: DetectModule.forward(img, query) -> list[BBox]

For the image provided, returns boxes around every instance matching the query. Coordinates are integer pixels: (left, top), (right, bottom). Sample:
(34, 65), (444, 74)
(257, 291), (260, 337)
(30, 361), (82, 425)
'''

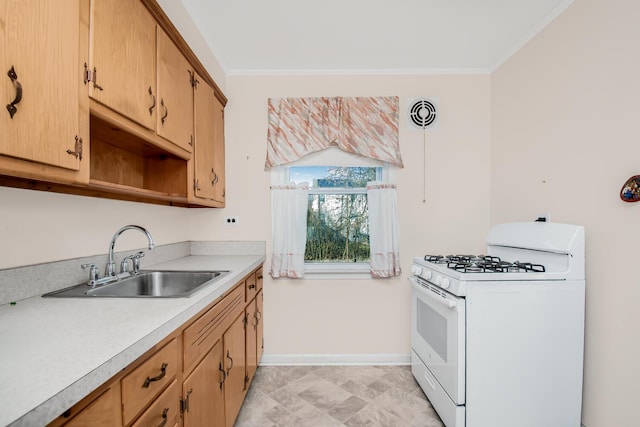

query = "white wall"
(491, 0), (640, 425)
(0, 187), (189, 269)
(188, 74), (492, 357)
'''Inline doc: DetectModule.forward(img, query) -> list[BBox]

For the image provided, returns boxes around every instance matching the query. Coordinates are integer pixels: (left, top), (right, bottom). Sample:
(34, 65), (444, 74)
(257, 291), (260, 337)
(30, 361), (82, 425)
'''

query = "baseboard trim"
(259, 353), (411, 366)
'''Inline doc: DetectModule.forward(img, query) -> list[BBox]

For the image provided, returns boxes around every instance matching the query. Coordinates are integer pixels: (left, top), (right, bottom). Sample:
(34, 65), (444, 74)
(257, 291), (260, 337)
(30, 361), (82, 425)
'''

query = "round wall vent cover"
(408, 99), (438, 129)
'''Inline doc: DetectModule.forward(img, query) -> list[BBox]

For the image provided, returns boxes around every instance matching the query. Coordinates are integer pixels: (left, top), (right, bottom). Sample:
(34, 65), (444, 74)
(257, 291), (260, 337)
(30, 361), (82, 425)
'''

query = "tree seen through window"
(290, 166), (379, 263)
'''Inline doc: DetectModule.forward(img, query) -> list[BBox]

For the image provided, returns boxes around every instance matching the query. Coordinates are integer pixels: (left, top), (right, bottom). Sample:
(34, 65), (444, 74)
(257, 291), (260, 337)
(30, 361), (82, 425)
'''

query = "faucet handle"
(120, 255), (135, 274)
(81, 263), (99, 286)
(132, 251), (145, 273)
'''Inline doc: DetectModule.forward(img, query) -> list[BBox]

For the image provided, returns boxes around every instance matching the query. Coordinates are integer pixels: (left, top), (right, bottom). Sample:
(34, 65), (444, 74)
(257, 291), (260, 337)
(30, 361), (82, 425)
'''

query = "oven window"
(417, 299), (448, 360)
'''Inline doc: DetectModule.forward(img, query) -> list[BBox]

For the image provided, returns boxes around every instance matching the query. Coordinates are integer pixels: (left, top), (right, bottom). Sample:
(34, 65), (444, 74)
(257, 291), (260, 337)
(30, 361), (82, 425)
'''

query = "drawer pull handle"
(158, 407), (169, 427)
(226, 350), (234, 376)
(248, 284), (256, 290)
(143, 362), (168, 388)
(6, 66), (22, 119)
(219, 361), (227, 390)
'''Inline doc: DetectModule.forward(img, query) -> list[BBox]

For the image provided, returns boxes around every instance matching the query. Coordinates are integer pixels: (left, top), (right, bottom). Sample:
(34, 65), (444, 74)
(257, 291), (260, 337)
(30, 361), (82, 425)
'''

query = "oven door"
(410, 275), (465, 405)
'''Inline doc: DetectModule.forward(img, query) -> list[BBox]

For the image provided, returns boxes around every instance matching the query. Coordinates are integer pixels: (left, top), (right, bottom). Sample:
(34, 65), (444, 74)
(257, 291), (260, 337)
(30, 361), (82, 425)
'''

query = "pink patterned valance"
(266, 96), (403, 168)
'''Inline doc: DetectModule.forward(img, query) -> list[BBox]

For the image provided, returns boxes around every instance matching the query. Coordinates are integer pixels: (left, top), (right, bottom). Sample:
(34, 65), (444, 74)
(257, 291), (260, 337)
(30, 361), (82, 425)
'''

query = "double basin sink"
(44, 270), (229, 298)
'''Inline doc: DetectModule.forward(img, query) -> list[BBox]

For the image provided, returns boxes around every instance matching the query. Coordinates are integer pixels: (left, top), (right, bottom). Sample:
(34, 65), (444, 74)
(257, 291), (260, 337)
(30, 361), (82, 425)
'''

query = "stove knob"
(423, 270), (432, 280)
(413, 265), (423, 276)
(435, 276), (442, 285)
(441, 278), (451, 289)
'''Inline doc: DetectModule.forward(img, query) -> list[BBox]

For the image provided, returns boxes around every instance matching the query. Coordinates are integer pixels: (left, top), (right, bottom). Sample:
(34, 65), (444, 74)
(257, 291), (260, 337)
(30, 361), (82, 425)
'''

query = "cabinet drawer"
(63, 386), (119, 427)
(131, 379), (180, 427)
(245, 273), (257, 302)
(122, 339), (178, 425)
(183, 284), (244, 373)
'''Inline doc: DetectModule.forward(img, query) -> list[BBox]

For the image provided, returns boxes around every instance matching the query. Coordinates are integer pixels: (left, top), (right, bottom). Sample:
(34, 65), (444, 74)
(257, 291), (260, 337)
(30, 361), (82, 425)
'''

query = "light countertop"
(0, 254), (264, 427)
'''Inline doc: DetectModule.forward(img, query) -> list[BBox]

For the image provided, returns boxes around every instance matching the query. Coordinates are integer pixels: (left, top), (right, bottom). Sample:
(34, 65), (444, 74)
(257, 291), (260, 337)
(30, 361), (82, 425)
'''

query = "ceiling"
(180, 0), (573, 75)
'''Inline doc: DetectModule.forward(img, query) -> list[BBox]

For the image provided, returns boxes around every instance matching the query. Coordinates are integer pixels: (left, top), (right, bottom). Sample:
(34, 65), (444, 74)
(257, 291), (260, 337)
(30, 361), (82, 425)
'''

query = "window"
(289, 166), (382, 270)
(270, 147), (400, 279)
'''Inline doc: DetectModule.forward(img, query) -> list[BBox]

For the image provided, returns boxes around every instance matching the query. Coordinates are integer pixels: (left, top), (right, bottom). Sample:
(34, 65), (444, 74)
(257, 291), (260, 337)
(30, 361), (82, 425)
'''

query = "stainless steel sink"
(43, 270), (229, 298)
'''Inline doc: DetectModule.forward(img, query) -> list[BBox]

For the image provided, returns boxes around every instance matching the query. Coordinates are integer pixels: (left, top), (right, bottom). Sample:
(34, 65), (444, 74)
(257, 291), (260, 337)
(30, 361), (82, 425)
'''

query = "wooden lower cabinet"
(245, 298), (258, 386)
(246, 289), (264, 388)
(256, 290), (264, 365)
(223, 313), (247, 427)
(183, 341), (225, 427)
(49, 265), (263, 427)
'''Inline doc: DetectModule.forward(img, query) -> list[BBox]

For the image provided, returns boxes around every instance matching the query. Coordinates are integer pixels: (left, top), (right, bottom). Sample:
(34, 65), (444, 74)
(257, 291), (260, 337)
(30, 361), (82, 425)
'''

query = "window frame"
(274, 148), (389, 279)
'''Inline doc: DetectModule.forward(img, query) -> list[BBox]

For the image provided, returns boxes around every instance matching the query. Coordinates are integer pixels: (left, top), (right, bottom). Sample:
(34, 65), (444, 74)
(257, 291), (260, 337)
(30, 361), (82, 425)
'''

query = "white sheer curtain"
(270, 168), (309, 278)
(367, 182), (401, 278)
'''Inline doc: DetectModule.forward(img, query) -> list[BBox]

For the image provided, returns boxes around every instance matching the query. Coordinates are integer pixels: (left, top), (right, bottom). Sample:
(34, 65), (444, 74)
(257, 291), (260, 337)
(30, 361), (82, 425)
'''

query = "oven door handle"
(409, 277), (457, 309)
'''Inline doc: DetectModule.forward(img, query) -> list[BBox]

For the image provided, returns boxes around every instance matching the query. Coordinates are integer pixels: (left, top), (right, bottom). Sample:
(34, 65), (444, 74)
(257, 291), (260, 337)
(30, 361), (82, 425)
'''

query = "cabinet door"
(0, 0), (82, 171)
(89, 0), (156, 130)
(223, 313), (246, 427)
(193, 75), (225, 205)
(256, 290), (264, 364)
(156, 28), (193, 152)
(183, 341), (225, 427)
(245, 300), (258, 385)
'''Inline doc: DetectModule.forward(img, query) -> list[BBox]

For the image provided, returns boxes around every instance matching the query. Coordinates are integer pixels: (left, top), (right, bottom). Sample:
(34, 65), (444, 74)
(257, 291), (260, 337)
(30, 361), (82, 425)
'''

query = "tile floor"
(234, 365), (444, 427)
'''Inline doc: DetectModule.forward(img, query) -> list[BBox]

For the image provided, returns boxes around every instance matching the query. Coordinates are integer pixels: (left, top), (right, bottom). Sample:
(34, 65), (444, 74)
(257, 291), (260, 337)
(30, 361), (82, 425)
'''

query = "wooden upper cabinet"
(211, 91), (226, 203)
(156, 28), (194, 153)
(89, 0), (156, 130)
(193, 74), (225, 206)
(0, 0), (83, 172)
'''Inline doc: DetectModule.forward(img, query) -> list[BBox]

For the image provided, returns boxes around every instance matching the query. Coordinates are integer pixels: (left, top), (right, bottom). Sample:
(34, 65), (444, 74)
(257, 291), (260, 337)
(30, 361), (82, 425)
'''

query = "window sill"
(303, 263), (371, 280)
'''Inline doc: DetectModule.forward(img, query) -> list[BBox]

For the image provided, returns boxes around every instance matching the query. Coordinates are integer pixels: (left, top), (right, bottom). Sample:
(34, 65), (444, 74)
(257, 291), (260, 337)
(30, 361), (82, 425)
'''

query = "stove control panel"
(412, 258), (463, 296)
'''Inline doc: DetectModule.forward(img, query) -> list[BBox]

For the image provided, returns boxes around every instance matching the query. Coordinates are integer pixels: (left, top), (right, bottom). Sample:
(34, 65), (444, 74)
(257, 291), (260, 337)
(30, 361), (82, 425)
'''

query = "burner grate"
(424, 254), (545, 273)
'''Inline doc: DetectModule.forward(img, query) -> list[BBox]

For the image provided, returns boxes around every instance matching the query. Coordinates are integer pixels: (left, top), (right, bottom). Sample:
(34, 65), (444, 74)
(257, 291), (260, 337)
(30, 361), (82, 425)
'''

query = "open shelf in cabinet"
(89, 115), (188, 203)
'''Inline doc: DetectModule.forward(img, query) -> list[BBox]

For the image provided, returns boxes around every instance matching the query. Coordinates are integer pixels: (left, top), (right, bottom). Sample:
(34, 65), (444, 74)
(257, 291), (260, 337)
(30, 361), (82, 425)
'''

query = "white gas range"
(410, 222), (585, 427)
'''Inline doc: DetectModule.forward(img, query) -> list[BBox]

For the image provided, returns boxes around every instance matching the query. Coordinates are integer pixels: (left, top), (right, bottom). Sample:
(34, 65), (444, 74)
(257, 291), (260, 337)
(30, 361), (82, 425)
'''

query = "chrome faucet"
(106, 225), (155, 277)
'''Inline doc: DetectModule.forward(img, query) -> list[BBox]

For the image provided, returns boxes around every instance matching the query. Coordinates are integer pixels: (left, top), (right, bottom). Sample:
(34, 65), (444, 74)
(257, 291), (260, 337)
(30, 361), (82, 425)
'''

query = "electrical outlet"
(224, 216), (240, 225)
(535, 214), (550, 222)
